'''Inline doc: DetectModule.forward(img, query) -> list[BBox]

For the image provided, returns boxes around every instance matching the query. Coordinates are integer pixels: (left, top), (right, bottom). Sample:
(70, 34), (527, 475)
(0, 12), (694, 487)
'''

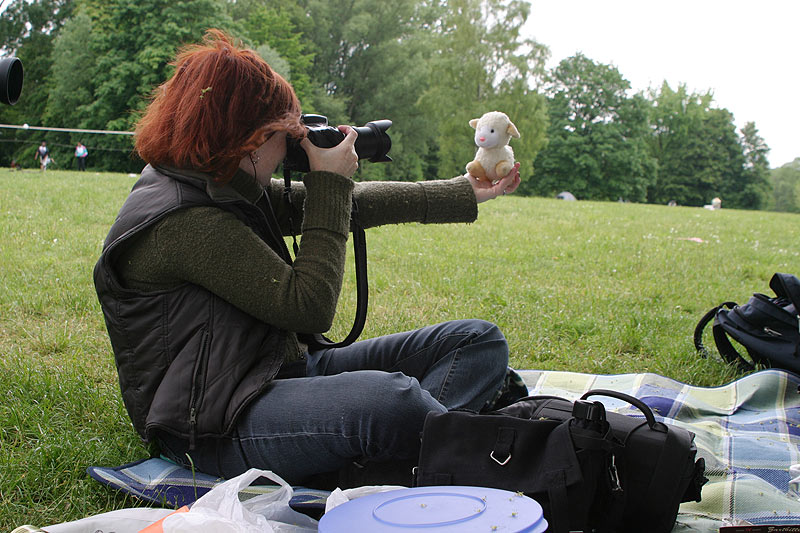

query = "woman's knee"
(354, 371), (444, 455)
(359, 371), (444, 419)
(456, 319), (509, 368)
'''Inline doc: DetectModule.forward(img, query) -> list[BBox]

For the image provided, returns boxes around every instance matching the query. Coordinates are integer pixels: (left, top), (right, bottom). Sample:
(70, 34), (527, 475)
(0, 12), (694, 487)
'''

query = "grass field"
(2, 168), (799, 528)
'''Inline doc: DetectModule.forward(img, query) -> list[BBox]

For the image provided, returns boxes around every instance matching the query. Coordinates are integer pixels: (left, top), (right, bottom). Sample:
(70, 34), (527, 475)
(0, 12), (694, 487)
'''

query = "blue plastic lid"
(319, 486), (548, 532)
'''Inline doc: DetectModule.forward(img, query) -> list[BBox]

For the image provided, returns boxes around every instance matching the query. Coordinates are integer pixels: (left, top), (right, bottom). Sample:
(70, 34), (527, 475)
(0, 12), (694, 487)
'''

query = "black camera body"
(0, 57), (23, 105)
(283, 114), (392, 173)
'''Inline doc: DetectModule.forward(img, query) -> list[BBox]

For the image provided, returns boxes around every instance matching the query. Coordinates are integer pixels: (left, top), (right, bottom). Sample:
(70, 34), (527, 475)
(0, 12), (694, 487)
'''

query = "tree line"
(0, 0), (796, 210)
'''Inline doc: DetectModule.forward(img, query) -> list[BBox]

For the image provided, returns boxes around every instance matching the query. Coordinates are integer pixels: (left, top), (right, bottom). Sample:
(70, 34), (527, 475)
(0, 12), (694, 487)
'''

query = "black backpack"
(694, 272), (800, 373)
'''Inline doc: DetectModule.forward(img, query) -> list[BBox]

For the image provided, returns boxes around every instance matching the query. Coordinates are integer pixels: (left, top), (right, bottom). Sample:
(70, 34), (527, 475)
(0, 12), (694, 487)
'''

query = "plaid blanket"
(87, 457), (330, 512)
(518, 369), (800, 529)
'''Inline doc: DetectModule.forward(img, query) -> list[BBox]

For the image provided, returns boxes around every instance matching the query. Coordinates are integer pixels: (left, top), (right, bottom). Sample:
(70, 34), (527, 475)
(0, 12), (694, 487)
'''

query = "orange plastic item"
(138, 506), (190, 533)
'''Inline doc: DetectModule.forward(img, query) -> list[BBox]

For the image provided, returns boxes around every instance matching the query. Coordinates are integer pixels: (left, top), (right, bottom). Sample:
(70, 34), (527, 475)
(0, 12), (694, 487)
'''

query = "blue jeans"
(159, 319), (509, 483)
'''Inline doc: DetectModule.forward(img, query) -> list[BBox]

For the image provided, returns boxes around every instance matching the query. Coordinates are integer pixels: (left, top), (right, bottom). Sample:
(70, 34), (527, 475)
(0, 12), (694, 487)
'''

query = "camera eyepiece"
(284, 114), (392, 173)
(0, 57), (23, 106)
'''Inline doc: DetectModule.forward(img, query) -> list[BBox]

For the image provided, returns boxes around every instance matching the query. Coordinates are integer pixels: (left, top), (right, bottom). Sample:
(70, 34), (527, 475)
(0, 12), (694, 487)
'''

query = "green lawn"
(2, 169), (799, 528)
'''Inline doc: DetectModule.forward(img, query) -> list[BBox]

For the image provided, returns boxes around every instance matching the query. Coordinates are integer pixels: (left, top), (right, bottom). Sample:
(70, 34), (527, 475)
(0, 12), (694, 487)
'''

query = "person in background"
(34, 142), (48, 171)
(75, 142), (88, 171)
(94, 29), (522, 489)
(41, 153), (53, 170)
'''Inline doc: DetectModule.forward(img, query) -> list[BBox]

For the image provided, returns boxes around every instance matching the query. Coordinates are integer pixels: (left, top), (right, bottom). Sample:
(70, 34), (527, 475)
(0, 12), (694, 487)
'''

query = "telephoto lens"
(0, 57), (23, 105)
(284, 114), (392, 173)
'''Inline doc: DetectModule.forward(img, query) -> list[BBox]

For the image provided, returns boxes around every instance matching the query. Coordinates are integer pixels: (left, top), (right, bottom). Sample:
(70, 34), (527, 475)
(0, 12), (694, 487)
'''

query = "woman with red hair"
(94, 29), (522, 487)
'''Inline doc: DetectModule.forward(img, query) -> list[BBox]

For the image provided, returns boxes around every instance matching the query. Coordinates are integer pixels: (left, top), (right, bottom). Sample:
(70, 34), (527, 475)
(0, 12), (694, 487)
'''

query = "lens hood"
(0, 57), (23, 105)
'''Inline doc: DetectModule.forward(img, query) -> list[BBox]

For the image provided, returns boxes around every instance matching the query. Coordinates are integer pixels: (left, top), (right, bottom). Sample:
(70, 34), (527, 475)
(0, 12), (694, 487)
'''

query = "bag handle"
(579, 389), (667, 433)
(694, 302), (736, 357)
(693, 301), (755, 372)
(771, 272), (800, 314)
(512, 394), (573, 403)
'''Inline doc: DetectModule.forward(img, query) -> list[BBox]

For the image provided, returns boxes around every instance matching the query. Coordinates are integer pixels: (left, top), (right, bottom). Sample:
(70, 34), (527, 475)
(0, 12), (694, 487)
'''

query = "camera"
(0, 57), (23, 105)
(284, 114), (392, 173)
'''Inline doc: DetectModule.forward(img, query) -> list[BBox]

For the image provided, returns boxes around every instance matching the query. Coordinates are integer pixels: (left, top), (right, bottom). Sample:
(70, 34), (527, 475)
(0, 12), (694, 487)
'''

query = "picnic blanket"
(87, 369), (800, 530)
(518, 369), (800, 529)
(87, 457), (330, 513)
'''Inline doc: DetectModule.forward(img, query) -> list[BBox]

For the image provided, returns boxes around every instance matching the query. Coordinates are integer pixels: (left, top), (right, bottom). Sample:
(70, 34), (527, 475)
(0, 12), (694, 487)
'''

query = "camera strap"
(280, 168), (368, 350)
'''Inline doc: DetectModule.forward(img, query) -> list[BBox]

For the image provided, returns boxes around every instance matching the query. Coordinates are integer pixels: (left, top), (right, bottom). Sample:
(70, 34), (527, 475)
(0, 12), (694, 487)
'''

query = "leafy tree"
(729, 121), (770, 209)
(531, 54), (655, 201)
(254, 43), (291, 81)
(421, 0), (549, 182)
(696, 108), (748, 208)
(0, 0), (75, 166)
(34, 9), (97, 169)
(44, 9), (93, 128)
(646, 83), (768, 209)
(768, 158), (800, 212)
(240, 5), (315, 106)
(646, 83), (718, 206)
(82, 0), (233, 128)
(54, 0), (235, 172)
(292, 0), (443, 181)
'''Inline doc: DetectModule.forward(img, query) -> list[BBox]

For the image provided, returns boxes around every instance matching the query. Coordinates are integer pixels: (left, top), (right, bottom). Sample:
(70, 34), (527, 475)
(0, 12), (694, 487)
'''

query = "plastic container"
(319, 485), (548, 532)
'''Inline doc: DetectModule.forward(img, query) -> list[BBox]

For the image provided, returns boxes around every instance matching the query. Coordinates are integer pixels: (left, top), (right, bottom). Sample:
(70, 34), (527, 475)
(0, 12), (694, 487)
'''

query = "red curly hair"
(135, 29), (305, 182)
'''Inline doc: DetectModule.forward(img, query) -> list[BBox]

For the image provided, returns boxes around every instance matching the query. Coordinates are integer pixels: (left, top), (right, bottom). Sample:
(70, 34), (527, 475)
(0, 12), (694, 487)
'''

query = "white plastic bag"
(43, 508), (175, 533)
(324, 485), (406, 513)
(162, 468), (318, 533)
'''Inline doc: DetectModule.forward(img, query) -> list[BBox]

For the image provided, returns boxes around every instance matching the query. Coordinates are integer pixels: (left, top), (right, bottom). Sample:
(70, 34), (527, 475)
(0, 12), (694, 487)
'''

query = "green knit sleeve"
(352, 175), (478, 229)
(266, 171), (354, 237)
(148, 204), (349, 334)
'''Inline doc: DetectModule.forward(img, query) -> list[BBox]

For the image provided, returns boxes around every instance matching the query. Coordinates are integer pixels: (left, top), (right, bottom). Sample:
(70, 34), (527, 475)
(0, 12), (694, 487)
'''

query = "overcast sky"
(523, 0), (799, 168)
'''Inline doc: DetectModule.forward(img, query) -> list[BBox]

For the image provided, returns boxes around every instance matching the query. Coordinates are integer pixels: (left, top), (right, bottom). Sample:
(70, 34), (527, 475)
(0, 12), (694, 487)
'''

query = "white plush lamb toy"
(466, 111), (520, 183)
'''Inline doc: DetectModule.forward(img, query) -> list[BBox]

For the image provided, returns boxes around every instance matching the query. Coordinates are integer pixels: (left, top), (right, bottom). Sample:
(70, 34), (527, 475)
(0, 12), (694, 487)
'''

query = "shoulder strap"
(644, 426), (690, 511)
(711, 320), (755, 371)
(282, 168), (368, 350)
(303, 216), (369, 350)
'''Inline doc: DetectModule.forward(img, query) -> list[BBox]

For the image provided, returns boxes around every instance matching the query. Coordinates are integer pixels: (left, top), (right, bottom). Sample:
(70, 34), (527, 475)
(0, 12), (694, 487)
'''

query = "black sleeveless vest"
(94, 165), (285, 445)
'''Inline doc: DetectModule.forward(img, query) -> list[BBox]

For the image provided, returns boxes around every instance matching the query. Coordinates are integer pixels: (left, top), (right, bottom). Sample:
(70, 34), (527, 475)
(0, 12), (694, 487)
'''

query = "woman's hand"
(300, 126), (359, 178)
(468, 162), (521, 203)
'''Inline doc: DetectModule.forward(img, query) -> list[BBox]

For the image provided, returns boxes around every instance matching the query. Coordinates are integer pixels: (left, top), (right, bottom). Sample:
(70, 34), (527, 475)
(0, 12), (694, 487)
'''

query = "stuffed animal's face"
(469, 111), (520, 149)
(474, 122), (507, 149)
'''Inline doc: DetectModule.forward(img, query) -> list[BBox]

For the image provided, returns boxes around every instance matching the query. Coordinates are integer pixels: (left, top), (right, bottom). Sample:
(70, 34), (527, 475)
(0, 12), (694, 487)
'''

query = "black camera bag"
(694, 272), (800, 373)
(414, 389), (706, 533)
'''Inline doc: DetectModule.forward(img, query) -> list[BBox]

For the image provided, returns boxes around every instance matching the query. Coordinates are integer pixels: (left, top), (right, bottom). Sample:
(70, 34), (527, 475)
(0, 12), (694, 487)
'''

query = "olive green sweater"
(115, 168), (478, 361)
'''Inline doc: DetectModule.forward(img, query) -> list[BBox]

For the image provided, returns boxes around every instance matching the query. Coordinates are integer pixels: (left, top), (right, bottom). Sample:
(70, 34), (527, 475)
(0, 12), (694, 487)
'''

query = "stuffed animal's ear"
(469, 119), (479, 129)
(507, 121), (521, 138)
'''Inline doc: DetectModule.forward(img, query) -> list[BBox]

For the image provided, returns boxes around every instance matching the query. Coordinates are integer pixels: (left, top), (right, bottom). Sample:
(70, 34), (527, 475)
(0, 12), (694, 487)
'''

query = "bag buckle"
(490, 450), (512, 466)
(490, 427), (515, 466)
(572, 399), (606, 422)
(608, 454), (623, 492)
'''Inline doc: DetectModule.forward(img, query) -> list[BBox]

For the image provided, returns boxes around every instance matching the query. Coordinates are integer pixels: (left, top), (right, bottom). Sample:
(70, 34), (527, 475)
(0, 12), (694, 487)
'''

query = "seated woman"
(94, 29), (521, 487)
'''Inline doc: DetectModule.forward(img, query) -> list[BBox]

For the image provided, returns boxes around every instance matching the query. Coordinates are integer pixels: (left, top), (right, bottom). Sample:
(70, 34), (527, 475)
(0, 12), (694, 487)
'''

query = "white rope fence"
(0, 123), (134, 135)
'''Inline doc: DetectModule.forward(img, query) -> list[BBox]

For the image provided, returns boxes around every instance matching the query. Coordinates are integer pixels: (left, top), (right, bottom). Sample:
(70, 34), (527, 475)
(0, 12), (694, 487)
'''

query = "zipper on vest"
(188, 407), (197, 449)
(188, 329), (210, 450)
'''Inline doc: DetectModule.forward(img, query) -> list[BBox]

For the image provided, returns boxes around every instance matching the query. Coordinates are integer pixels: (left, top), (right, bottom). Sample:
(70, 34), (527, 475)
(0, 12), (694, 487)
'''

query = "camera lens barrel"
(0, 57), (23, 106)
(283, 115), (392, 173)
(353, 120), (392, 164)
